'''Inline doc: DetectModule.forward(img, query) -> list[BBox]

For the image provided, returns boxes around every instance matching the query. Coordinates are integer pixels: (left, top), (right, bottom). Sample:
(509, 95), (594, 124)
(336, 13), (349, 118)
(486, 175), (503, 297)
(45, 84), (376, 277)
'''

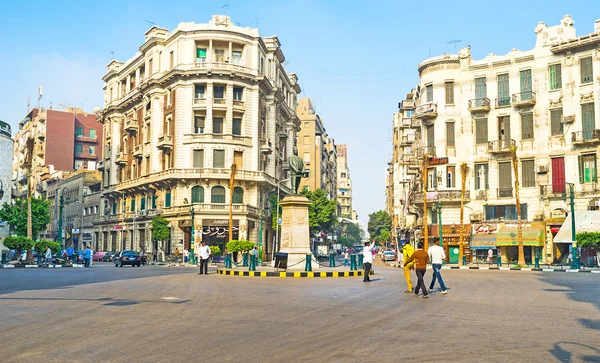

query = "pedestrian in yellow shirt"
(402, 242), (415, 293)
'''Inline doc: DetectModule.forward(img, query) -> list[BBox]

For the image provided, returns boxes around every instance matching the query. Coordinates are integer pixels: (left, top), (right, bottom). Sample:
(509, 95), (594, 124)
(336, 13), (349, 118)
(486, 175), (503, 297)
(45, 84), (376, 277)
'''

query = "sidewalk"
(384, 261), (600, 273)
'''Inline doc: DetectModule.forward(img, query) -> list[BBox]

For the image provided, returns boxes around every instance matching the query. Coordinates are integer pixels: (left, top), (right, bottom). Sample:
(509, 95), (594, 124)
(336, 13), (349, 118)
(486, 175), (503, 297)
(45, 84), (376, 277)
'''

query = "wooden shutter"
(579, 155), (584, 183)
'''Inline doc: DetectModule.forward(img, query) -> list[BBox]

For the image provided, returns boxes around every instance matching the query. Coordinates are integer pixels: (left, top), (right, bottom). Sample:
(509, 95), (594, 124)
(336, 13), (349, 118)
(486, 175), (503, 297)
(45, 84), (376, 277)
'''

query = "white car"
(382, 251), (396, 262)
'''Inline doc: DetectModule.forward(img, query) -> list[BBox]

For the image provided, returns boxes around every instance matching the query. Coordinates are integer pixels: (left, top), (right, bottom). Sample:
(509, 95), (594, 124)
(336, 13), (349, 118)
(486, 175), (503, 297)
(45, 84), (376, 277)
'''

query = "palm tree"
(509, 144), (525, 266)
(459, 163), (471, 265)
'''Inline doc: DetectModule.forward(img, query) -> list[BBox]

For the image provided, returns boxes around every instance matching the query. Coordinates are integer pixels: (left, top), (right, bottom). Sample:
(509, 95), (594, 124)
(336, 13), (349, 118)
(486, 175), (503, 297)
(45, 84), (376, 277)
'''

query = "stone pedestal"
(278, 195), (319, 271)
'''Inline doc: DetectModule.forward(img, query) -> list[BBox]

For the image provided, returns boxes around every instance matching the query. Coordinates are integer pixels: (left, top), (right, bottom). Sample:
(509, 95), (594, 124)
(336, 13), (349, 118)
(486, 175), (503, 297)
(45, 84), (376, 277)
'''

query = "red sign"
(112, 225), (123, 231)
(428, 157), (449, 165)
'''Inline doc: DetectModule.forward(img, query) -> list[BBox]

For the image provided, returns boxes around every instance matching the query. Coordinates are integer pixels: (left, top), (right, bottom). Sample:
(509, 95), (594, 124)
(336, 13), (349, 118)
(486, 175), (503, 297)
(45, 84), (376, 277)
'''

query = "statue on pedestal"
(288, 146), (305, 194)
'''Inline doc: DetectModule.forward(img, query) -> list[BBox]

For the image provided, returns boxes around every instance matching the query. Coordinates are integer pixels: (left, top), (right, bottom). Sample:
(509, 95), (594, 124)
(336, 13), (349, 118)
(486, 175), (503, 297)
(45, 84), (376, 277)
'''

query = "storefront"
(545, 209), (566, 264)
(495, 223), (545, 264)
(428, 224), (472, 263)
(554, 211), (600, 266)
(470, 228), (497, 263)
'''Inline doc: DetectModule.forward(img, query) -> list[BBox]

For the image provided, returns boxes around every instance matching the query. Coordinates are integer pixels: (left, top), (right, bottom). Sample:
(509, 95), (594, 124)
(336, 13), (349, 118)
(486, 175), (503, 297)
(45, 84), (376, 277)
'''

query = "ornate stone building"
(390, 15), (600, 265)
(96, 15), (299, 258)
(0, 121), (13, 252)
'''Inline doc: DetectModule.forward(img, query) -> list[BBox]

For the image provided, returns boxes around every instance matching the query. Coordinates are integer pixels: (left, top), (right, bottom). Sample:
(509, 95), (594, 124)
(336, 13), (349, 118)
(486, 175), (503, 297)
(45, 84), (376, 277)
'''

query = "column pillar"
(228, 41), (233, 62)
(208, 40), (213, 62)
(226, 84), (233, 134)
(206, 81), (214, 134)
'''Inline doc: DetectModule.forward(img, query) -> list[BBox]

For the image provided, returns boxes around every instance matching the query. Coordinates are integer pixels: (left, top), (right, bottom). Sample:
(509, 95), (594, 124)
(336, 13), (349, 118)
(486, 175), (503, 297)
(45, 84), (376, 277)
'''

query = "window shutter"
(594, 155), (598, 182)
(578, 155), (584, 183)
(485, 164), (489, 189)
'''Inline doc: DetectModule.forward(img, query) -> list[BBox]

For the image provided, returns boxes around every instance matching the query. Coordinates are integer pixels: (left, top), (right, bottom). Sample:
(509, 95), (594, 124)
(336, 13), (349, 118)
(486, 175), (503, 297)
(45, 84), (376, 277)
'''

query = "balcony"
(497, 188), (513, 198)
(414, 102), (438, 120)
(539, 184), (565, 198)
(133, 145), (143, 157)
(487, 139), (516, 154)
(474, 189), (488, 201)
(165, 104), (173, 115)
(233, 100), (245, 111)
(97, 160), (105, 170)
(157, 135), (173, 150)
(260, 136), (272, 154)
(571, 130), (600, 145)
(495, 97), (511, 108)
(511, 91), (536, 107)
(115, 152), (127, 165)
(124, 119), (138, 133)
(412, 190), (471, 204)
(144, 108), (152, 120)
(468, 98), (491, 113)
(400, 100), (414, 110)
(192, 98), (206, 108)
(400, 134), (417, 146)
(213, 98), (227, 109)
(417, 146), (436, 157)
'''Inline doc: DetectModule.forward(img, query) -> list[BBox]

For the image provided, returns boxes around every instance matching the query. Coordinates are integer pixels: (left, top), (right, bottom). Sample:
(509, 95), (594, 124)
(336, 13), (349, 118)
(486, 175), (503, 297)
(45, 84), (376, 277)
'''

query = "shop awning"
(496, 228), (544, 246)
(470, 234), (496, 249)
(554, 211), (600, 244)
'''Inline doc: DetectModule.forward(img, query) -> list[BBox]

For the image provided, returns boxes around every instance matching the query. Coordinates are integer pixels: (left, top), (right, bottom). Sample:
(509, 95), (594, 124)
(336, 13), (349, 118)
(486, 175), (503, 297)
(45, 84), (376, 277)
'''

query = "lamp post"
(190, 203), (196, 265)
(565, 183), (579, 269)
(120, 191), (126, 251)
(433, 194), (442, 250)
(58, 187), (69, 251)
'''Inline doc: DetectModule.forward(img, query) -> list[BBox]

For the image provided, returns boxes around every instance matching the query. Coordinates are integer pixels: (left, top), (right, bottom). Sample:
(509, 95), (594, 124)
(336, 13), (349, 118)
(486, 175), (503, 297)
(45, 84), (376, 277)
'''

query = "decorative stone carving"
(549, 96), (563, 108)
(596, 49), (600, 61)
(458, 46), (471, 59)
(561, 115), (575, 124)
(565, 56), (574, 67)
(534, 22), (548, 34)
(566, 81), (575, 88)
(581, 92), (594, 103)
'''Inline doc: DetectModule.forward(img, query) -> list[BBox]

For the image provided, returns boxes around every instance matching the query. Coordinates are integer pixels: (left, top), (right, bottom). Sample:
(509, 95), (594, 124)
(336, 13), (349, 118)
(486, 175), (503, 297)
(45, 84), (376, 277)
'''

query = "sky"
(0, 0), (598, 230)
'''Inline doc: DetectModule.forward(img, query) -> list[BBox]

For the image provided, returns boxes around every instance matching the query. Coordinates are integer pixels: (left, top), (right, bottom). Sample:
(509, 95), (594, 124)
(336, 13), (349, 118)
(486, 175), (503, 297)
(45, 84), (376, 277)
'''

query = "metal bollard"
(497, 255), (502, 267)
(358, 254), (363, 269)
(305, 254), (312, 272)
(350, 254), (357, 271)
(243, 253), (248, 267)
(226, 253), (233, 268)
(1, 252), (6, 265)
(462, 256), (467, 266)
(329, 252), (335, 267)
(535, 256), (540, 269)
(249, 255), (256, 271)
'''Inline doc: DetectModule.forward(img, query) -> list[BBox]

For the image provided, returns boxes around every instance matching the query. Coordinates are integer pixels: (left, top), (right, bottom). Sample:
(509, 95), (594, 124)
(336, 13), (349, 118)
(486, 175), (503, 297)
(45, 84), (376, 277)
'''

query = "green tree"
(209, 245), (221, 256)
(345, 222), (365, 246)
(576, 232), (600, 265)
(226, 240), (255, 253)
(301, 188), (338, 235)
(34, 240), (61, 254)
(0, 197), (51, 240)
(4, 236), (35, 260)
(269, 193), (282, 231)
(151, 216), (171, 242)
(368, 210), (392, 245)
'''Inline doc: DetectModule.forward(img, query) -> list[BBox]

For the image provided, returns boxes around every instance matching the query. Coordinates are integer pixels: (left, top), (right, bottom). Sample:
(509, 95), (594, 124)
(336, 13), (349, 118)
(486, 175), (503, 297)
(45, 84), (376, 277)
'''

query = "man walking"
(183, 248), (189, 264)
(402, 242), (415, 293)
(43, 246), (55, 268)
(428, 238), (448, 295)
(197, 241), (211, 275)
(67, 245), (74, 264)
(84, 246), (92, 268)
(487, 248), (494, 264)
(174, 248), (180, 265)
(404, 242), (429, 298)
(362, 241), (374, 282)
(343, 250), (349, 266)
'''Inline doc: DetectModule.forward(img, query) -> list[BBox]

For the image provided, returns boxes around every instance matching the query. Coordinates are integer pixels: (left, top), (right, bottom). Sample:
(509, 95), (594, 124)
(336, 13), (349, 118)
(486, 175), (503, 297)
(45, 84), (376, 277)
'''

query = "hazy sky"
(0, 0), (597, 229)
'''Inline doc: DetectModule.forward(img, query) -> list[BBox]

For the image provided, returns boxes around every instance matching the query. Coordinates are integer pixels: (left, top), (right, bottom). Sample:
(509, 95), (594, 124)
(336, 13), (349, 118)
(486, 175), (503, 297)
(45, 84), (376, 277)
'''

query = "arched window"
(211, 186), (226, 204)
(191, 186), (204, 203)
(232, 187), (244, 204)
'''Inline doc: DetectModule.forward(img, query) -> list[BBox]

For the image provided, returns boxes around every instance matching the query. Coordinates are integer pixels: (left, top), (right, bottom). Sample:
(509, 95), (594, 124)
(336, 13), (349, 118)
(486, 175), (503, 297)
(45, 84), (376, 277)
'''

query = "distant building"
(0, 120), (13, 252)
(12, 107), (103, 198)
(337, 144), (353, 218)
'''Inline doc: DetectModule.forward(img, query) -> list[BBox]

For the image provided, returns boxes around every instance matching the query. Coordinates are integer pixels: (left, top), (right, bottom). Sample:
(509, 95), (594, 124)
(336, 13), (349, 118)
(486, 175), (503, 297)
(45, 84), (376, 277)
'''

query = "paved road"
(0, 264), (598, 363)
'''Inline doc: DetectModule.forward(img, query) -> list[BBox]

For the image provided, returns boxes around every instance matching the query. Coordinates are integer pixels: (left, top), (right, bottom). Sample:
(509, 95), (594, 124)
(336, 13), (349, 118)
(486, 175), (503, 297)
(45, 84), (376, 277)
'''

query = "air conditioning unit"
(537, 165), (548, 174)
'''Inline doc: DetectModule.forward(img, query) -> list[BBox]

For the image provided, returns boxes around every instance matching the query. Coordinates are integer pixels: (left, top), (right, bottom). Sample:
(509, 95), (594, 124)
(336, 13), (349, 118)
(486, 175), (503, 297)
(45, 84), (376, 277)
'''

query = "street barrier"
(305, 254), (312, 272)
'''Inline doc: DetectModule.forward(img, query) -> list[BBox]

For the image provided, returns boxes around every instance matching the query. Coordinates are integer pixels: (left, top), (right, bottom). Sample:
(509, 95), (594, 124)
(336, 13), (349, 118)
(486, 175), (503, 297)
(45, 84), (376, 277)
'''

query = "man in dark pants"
(362, 241), (374, 282)
(404, 242), (430, 298)
(197, 241), (211, 275)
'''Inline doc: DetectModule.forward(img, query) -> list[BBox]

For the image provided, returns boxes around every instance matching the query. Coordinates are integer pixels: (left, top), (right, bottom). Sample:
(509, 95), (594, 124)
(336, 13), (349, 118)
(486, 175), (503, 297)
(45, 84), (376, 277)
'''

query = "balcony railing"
(414, 102), (438, 119)
(133, 145), (143, 157)
(468, 98), (491, 112)
(412, 190), (471, 204)
(495, 97), (511, 108)
(233, 100), (245, 109)
(571, 130), (600, 144)
(401, 134), (417, 145)
(539, 184), (565, 197)
(193, 98), (206, 107)
(260, 136), (272, 154)
(213, 98), (226, 105)
(400, 117), (413, 128)
(417, 146), (436, 157)
(124, 119), (138, 133)
(511, 91), (536, 107)
(157, 135), (173, 149)
(115, 152), (127, 165)
(497, 188), (513, 198)
(488, 139), (516, 153)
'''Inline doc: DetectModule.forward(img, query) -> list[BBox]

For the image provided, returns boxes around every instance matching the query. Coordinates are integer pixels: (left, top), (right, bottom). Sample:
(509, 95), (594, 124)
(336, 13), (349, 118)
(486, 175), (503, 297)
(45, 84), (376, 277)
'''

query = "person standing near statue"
(362, 241), (375, 282)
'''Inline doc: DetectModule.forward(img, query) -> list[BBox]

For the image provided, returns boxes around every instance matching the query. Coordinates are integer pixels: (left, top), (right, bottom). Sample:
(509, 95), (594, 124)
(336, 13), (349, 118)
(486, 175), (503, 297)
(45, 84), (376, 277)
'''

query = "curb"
(385, 263), (599, 274)
(217, 269), (370, 278)
(1, 264), (75, 269)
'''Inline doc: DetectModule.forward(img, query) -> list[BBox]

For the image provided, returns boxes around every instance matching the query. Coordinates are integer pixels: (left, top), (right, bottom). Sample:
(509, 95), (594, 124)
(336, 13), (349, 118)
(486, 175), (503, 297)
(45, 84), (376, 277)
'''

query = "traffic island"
(217, 269), (371, 278)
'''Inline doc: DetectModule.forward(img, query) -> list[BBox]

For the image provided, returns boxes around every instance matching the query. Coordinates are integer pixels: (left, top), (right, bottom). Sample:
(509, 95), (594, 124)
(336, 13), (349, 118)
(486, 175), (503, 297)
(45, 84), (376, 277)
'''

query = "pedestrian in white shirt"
(43, 247), (55, 268)
(362, 241), (374, 282)
(197, 241), (211, 275)
(427, 238), (447, 294)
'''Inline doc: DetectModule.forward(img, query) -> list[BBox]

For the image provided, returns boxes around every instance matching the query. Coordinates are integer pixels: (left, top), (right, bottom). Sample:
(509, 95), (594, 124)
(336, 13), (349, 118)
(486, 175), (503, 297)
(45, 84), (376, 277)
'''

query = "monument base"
(278, 195), (319, 271)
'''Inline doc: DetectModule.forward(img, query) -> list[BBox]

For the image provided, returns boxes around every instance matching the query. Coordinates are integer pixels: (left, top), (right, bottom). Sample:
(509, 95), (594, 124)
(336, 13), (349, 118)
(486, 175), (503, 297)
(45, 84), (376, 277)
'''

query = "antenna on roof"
(447, 40), (462, 49)
(37, 85), (43, 109)
(145, 20), (155, 27)
(222, 4), (229, 15)
(253, 17), (262, 27)
(26, 96), (30, 113)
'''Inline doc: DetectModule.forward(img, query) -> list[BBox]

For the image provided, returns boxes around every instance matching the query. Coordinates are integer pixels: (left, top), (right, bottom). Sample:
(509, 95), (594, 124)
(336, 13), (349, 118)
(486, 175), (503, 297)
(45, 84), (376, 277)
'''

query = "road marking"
(543, 269), (554, 272)
(161, 297), (179, 300)
(566, 269), (580, 273)
(591, 271), (600, 274)
(499, 267), (510, 271)
(25, 265), (38, 268)
(459, 266), (469, 270)
(479, 267), (489, 270)
(521, 268), (532, 271)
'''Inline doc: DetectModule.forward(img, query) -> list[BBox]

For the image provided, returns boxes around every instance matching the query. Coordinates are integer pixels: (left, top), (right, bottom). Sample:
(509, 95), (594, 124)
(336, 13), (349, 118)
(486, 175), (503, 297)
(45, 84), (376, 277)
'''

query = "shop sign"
(473, 223), (500, 234)
(551, 209), (567, 219)
(82, 232), (92, 241)
(545, 218), (566, 225)
(72, 228), (80, 234)
(202, 219), (239, 227)
(428, 157), (449, 165)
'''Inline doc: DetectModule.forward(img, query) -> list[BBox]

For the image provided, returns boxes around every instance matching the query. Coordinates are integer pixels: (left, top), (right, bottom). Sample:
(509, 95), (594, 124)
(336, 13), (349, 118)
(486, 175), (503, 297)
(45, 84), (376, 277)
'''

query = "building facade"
(0, 121), (13, 252)
(96, 15), (299, 258)
(296, 98), (338, 199)
(394, 15), (600, 264)
(45, 171), (102, 250)
(336, 144), (353, 217)
(13, 107), (103, 198)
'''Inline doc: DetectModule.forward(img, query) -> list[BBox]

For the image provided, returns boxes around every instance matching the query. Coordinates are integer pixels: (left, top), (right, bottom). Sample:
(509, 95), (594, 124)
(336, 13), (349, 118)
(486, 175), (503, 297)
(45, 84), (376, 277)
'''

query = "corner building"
(404, 16), (600, 264)
(97, 15), (299, 257)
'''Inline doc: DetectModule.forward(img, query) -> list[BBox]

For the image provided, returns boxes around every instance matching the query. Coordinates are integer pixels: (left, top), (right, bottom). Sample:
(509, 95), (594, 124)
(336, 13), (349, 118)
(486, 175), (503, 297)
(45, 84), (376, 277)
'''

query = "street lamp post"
(190, 203), (196, 265)
(58, 187), (68, 252)
(120, 191), (126, 251)
(565, 183), (579, 269)
(433, 194), (442, 250)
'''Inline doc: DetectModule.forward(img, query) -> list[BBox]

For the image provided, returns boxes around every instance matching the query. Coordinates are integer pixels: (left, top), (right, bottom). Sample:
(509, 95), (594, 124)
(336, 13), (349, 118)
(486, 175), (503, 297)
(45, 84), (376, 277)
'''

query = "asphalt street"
(0, 263), (598, 363)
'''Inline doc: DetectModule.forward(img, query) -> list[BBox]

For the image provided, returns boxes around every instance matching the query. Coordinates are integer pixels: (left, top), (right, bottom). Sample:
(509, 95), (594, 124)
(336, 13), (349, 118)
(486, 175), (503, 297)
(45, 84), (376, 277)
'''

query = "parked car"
(114, 250), (141, 267)
(382, 250), (396, 262)
(102, 251), (118, 262)
(92, 251), (107, 261)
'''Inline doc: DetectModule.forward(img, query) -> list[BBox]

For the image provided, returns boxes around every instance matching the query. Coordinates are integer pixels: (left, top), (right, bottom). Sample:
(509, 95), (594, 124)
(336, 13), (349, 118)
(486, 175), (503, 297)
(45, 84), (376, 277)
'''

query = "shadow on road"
(0, 296), (192, 307)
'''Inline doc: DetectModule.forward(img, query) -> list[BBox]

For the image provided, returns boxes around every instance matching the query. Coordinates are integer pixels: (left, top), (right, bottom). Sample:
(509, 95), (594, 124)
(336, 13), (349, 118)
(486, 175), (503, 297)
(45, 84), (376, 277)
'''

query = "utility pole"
(229, 163), (237, 243)
(259, 191), (263, 264)
(190, 203), (196, 265)
(421, 153), (429, 250)
(58, 188), (65, 250)
(566, 183), (579, 269)
(434, 194), (442, 249)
